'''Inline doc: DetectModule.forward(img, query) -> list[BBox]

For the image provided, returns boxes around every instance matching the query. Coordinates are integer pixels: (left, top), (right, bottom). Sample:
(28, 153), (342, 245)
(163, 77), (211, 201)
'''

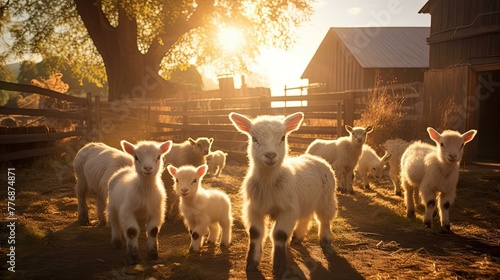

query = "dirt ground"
(1, 159), (499, 280)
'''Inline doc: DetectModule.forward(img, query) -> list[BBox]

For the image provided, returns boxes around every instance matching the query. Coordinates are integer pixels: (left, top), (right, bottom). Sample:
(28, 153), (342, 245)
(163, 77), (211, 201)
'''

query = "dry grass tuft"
(355, 70), (422, 150)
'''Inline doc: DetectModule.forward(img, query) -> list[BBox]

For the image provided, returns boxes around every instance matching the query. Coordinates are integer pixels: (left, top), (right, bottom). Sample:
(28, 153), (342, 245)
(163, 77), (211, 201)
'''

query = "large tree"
(2, 0), (314, 101)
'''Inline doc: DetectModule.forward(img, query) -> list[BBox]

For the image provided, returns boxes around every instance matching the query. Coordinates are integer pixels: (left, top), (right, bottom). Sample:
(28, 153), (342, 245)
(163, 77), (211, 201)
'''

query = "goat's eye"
(281, 135), (285, 142)
(156, 154), (161, 161)
(252, 136), (258, 144)
(134, 156), (139, 161)
(192, 179), (197, 184)
(440, 143), (444, 147)
(460, 143), (464, 148)
(175, 179), (179, 183)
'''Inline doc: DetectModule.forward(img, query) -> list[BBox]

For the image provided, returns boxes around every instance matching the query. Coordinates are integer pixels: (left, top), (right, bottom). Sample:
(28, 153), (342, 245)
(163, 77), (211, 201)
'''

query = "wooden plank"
(0, 81), (87, 104)
(0, 106), (87, 120)
(0, 146), (66, 162)
(0, 131), (85, 145)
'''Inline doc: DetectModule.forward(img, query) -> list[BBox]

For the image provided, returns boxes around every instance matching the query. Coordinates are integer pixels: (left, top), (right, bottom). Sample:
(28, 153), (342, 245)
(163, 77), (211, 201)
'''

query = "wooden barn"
(301, 27), (430, 92)
(419, 0), (500, 162)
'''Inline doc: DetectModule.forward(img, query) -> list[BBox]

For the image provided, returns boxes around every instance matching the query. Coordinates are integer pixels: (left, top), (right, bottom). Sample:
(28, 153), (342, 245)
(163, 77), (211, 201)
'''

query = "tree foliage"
(0, 63), (18, 106)
(1, 0), (314, 100)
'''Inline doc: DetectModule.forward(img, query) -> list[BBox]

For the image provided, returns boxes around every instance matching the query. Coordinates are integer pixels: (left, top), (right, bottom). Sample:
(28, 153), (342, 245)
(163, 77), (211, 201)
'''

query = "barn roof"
(302, 27), (430, 78)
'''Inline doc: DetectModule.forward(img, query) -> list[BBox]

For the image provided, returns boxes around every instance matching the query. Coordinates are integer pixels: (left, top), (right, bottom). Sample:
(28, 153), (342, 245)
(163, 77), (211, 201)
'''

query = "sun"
(218, 27), (243, 53)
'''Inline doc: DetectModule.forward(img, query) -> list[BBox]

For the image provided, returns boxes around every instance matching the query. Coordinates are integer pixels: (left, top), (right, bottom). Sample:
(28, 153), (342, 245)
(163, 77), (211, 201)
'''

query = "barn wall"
(304, 30), (366, 92)
(423, 65), (471, 131)
(426, 0), (500, 69)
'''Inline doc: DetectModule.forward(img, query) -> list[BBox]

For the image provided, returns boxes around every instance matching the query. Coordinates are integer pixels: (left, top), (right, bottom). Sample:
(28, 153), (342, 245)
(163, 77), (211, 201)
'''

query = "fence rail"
(1, 81), (423, 162)
(0, 81), (93, 161)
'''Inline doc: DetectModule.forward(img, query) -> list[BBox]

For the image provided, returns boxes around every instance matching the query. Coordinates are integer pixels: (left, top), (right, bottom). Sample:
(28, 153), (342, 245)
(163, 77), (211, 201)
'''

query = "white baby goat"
(400, 127), (477, 232)
(167, 164), (232, 252)
(229, 112), (337, 277)
(73, 142), (133, 226)
(107, 140), (172, 264)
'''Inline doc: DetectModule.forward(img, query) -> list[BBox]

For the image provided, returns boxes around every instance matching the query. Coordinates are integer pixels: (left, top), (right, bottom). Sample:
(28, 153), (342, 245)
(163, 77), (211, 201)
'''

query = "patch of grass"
(21, 222), (48, 241)
(355, 70), (424, 149)
(26, 200), (59, 214)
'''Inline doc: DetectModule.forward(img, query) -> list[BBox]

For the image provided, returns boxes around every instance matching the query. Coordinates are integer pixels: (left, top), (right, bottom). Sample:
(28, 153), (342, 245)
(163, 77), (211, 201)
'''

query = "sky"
(205, 0), (431, 96)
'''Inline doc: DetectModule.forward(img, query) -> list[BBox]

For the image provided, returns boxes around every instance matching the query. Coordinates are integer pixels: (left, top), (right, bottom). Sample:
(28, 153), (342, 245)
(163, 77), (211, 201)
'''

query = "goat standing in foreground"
(400, 127), (477, 232)
(229, 112), (337, 277)
(108, 140), (172, 264)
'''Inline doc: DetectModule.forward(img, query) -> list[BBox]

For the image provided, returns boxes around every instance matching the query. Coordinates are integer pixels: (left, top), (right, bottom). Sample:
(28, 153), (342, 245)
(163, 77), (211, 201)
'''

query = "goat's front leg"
(245, 210), (265, 271)
(120, 214), (140, 265)
(146, 214), (163, 260)
(438, 191), (456, 233)
(272, 212), (297, 277)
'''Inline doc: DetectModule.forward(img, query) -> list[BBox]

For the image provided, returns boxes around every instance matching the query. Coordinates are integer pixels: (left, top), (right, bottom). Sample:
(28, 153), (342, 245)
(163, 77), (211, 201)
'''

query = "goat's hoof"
(423, 221), (432, 228)
(111, 239), (122, 250)
(291, 235), (303, 244)
(246, 260), (259, 271)
(147, 250), (158, 260)
(78, 216), (90, 226)
(406, 211), (416, 218)
(320, 237), (331, 247)
(272, 255), (286, 277)
(126, 253), (139, 265)
(441, 224), (451, 233)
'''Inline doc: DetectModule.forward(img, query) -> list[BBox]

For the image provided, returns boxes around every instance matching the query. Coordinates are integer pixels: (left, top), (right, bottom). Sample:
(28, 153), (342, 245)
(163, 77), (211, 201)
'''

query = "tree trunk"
(74, 0), (175, 102)
(105, 52), (174, 101)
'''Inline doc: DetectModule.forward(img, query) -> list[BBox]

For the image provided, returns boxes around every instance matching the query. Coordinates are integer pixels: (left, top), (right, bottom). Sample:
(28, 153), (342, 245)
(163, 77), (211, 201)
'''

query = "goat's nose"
(265, 152), (277, 160)
(144, 166), (153, 171)
(449, 154), (457, 160)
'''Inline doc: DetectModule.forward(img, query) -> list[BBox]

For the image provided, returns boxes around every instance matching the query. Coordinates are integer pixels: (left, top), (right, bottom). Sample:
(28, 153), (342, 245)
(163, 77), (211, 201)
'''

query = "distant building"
(419, 0), (500, 161)
(301, 27), (430, 92)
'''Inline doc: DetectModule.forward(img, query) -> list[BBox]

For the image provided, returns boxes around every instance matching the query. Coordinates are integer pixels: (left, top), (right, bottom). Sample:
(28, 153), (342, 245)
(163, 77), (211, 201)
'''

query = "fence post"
(337, 102), (343, 137)
(147, 105), (151, 139)
(259, 95), (270, 116)
(344, 93), (354, 126)
(95, 95), (102, 141)
(182, 105), (188, 139)
(86, 92), (94, 141)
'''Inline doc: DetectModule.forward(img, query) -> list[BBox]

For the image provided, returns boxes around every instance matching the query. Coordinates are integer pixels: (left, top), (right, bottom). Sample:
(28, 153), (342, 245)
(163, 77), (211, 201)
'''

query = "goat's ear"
(284, 112), (304, 133)
(229, 112), (252, 134)
(160, 140), (172, 155)
(366, 126), (373, 134)
(427, 127), (441, 144)
(382, 153), (392, 162)
(121, 140), (135, 155)
(345, 125), (353, 133)
(166, 165), (177, 177)
(188, 138), (196, 145)
(197, 164), (208, 177)
(462, 129), (477, 144)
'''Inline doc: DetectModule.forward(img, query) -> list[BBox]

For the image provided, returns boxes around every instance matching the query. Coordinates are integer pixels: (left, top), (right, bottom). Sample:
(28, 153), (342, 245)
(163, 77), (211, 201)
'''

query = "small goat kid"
(400, 128), (477, 232)
(108, 140), (172, 265)
(229, 112), (337, 276)
(167, 164), (232, 252)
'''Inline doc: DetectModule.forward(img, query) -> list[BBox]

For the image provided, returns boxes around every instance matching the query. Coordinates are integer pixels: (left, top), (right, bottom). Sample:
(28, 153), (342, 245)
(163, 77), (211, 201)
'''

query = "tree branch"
(146, 0), (215, 65)
(116, 3), (139, 53)
(74, 0), (116, 61)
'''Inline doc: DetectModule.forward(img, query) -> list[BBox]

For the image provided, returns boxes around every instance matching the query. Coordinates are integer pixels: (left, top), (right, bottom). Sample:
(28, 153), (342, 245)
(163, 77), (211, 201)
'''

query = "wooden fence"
(0, 81), (94, 161)
(0, 81), (423, 163)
